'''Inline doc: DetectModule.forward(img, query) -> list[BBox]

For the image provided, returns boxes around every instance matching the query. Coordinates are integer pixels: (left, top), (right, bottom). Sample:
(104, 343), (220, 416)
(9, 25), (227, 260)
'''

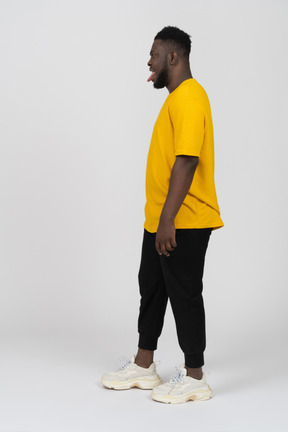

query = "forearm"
(160, 155), (199, 223)
(155, 155), (198, 256)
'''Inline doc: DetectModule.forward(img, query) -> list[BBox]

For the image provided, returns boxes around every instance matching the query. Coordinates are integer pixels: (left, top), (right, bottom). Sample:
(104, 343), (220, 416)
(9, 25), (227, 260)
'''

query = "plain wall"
(0, 0), (287, 367)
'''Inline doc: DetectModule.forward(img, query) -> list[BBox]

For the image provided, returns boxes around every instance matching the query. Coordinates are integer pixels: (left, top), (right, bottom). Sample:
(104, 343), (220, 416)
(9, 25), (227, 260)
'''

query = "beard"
(153, 64), (169, 89)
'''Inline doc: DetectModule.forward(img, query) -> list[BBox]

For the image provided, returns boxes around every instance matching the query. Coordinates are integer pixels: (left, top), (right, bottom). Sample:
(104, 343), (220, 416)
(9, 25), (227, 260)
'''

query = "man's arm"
(156, 155), (199, 257)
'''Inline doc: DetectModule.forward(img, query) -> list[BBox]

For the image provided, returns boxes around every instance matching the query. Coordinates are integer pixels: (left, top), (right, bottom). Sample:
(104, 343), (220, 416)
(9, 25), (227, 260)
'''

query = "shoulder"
(169, 79), (210, 115)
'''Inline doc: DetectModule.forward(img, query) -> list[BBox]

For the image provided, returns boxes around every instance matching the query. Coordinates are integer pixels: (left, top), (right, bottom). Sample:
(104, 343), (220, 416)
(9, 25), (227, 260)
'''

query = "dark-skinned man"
(102, 26), (223, 404)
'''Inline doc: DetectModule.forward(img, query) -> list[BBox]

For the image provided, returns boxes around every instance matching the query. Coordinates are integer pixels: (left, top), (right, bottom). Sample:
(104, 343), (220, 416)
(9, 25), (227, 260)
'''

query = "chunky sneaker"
(101, 355), (162, 390)
(152, 366), (212, 404)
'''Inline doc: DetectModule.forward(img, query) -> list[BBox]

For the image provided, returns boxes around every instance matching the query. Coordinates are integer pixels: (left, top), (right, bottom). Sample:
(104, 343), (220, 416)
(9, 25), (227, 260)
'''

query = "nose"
(147, 58), (152, 67)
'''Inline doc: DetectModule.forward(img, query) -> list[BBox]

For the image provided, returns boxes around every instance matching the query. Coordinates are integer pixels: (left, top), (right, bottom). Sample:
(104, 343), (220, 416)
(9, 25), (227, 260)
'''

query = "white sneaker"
(152, 366), (212, 404)
(101, 355), (162, 390)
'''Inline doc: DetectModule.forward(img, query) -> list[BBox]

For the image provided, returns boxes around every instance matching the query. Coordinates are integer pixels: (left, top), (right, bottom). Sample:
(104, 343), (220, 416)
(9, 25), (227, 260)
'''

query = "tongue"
(147, 72), (155, 82)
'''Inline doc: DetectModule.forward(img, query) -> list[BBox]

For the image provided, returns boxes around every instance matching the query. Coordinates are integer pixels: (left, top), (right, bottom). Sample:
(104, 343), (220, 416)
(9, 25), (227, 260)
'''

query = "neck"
(167, 69), (193, 94)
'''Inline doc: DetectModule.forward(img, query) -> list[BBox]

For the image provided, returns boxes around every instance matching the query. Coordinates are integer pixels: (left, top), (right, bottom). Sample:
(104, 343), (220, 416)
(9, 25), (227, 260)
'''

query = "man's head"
(147, 26), (192, 89)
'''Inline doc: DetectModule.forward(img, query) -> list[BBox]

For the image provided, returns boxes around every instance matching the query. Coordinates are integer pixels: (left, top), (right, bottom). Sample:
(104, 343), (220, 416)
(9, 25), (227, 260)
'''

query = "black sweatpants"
(137, 228), (212, 368)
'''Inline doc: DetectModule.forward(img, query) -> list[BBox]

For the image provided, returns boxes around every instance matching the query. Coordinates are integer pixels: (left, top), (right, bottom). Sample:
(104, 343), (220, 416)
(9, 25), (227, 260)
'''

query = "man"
(101, 26), (223, 404)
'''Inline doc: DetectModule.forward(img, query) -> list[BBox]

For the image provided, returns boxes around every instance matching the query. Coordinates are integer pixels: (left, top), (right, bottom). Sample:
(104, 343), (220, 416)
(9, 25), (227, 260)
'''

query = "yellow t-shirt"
(144, 78), (224, 233)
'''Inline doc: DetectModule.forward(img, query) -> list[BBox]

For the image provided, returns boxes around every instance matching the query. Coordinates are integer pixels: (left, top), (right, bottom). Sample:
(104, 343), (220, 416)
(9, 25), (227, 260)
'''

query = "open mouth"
(147, 71), (156, 82)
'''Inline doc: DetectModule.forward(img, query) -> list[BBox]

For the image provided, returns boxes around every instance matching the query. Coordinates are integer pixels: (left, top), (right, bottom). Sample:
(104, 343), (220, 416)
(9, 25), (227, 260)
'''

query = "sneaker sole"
(152, 385), (213, 404)
(102, 377), (162, 390)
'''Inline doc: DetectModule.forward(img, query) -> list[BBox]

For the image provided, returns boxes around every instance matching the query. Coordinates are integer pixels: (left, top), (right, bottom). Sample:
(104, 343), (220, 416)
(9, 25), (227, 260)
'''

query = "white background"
(0, 0), (287, 431)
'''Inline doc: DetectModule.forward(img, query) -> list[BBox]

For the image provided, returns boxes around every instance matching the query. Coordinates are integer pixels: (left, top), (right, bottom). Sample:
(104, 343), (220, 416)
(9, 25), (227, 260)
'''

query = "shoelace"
(117, 356), (132, 371)
(168, 367), (185, 393)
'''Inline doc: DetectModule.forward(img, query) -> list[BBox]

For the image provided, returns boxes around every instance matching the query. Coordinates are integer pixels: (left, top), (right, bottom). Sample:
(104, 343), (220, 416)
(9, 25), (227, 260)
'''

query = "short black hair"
(154, 26), (191, 57)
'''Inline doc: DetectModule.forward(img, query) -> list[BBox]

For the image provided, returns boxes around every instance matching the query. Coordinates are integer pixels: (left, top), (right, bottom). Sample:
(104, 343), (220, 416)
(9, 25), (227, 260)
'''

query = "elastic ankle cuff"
(185, 353), (204, 368)
(138, 334), (158, 351)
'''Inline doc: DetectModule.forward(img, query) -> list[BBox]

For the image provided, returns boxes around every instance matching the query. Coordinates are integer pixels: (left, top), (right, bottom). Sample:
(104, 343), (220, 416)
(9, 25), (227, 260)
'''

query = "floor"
(0, 333), (287, 432)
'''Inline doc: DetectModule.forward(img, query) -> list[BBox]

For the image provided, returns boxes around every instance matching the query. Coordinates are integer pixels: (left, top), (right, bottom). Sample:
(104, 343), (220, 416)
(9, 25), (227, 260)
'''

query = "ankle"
(185, 366), (203, 380)
(135, 359), (152, 368)
(135, 348), (154, 368)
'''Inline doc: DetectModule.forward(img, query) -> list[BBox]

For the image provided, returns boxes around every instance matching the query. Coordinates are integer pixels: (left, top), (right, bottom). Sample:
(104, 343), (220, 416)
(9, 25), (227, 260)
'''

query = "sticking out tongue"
(147, 72), (156, 82)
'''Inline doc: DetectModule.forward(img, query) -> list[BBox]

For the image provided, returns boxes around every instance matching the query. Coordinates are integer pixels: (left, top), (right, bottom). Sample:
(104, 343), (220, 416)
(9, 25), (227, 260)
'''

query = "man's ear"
(168, 51), (178, 65)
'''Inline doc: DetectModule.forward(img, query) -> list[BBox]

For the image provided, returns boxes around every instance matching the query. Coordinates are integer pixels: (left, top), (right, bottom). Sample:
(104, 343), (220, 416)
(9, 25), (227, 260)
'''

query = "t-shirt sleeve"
(170, 97), (205, 157)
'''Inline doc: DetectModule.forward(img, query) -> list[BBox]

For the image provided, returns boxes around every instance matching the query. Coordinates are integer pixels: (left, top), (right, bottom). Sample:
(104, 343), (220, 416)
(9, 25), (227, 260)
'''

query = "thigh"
(160, 228), (212, 299)
(138, 229), (163, 293)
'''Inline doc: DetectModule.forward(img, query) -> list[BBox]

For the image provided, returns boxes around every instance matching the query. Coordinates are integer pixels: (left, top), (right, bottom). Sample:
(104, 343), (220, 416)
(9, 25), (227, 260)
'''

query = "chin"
(153, 70), (169, 89)
(153, 82), (166, 89)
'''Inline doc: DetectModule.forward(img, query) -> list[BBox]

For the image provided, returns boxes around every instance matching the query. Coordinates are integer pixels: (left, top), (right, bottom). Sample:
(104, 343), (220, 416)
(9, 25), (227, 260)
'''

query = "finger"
(171, 234), (177, 248)
(161, 242), (170, 257)
(166, 243), (174, 252)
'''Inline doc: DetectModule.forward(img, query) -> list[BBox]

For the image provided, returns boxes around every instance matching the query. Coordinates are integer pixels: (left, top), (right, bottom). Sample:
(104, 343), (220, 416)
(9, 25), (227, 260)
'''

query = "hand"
(155, 218), (177, 257)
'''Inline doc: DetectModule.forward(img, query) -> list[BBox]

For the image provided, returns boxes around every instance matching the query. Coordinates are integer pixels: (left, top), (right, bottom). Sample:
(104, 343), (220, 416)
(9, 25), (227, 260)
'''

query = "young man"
(101, 26), (223, 404)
